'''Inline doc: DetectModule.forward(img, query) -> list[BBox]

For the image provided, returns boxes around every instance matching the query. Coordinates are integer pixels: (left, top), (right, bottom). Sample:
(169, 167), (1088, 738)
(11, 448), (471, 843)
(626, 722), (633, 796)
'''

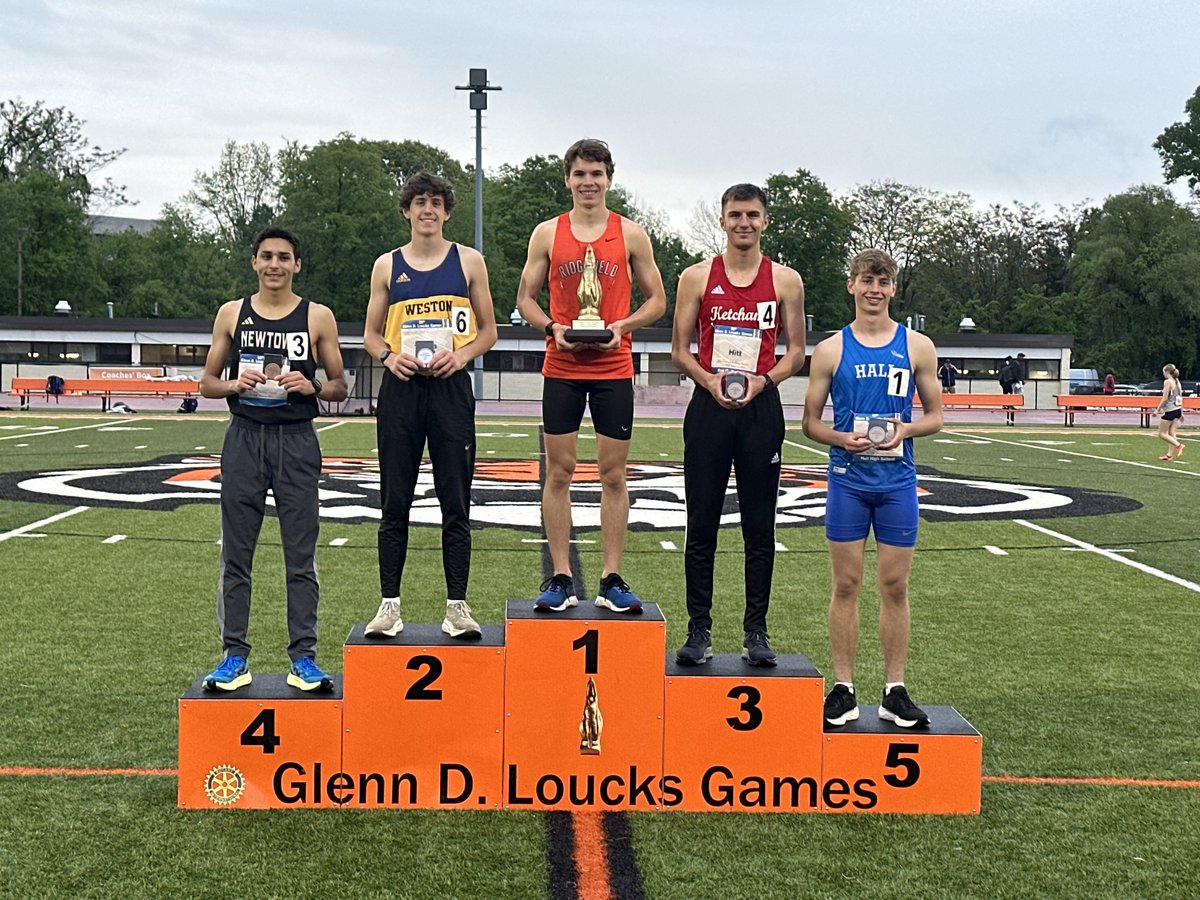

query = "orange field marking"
(0, 767), (176, 777)
(571, 812), (614, 900)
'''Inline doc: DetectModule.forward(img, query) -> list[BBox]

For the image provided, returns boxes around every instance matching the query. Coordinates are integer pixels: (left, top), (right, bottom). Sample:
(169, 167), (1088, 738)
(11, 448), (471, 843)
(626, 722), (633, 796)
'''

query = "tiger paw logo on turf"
(0, 456), (1140, 527)
(204, 764), (246, 806)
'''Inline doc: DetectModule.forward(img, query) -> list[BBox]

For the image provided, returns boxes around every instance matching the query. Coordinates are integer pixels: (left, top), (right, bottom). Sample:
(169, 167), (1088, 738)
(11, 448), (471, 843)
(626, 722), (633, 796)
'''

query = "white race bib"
(712, 325), (760, 373)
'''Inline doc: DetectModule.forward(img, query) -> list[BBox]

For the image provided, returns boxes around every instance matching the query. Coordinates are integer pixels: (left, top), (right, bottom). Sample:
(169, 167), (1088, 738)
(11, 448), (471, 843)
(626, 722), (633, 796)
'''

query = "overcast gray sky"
(3, 0), (1197, 230)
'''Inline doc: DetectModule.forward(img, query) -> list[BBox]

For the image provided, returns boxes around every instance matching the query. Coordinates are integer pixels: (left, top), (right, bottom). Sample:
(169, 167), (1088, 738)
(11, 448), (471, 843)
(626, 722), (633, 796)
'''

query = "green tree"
(181, 140), (278, 252)
(276, 134), (406, 322)
(1154, 85), (1200, 197)
(482, 155), (574, 320)
(0, 172), (103, 316)
(1065, 186), (1200, 378)
(0, 97), (126, 206)
(124, 205), (244, 319)
(761, 169), (853, 330)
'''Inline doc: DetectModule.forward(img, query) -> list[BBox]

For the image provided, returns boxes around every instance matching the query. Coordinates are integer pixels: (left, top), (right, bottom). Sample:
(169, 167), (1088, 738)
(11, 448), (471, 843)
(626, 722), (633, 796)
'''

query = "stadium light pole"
(455, 68), (501, 399)
(16, 227), (28, 316)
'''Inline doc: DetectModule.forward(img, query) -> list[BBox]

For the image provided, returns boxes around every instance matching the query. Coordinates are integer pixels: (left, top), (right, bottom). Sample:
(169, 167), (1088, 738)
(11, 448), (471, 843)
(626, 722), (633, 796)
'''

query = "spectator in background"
(1103, 371), (1116, 395)
(938, 360), (958, 393)
(1156, 363), (1184, 461)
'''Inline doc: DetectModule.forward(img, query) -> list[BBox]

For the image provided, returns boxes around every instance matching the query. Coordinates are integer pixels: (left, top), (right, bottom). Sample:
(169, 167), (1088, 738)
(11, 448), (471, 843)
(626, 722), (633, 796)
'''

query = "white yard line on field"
(945, 430), (1200, 476)
(315, 421), (346, 433)
(1015, 519), (1200, 594)
(0, 421), (128, 442)
(783, 438), (829, 458)
(0, 507), (89, 543)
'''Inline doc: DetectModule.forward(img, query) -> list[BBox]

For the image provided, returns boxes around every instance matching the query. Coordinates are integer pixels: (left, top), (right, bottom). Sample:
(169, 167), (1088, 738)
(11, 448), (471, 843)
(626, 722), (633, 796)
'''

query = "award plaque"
(564, 244), (613, 343)
(721, 372), (748, 402)
(866, 416), (889, 445)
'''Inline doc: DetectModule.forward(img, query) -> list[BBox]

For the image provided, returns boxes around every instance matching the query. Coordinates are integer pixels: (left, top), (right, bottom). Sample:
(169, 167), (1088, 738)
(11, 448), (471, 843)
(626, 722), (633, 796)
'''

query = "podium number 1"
(573, 629), (599, 674)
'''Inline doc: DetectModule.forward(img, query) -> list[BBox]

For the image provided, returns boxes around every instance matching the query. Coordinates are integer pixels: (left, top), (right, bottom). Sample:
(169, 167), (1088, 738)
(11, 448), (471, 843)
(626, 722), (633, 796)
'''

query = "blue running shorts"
(825, 478), (919, 547)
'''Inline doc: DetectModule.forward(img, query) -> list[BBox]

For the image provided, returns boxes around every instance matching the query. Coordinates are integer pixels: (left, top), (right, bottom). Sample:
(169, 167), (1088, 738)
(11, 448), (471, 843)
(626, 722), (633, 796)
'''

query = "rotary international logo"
(204, 764), (246, 806)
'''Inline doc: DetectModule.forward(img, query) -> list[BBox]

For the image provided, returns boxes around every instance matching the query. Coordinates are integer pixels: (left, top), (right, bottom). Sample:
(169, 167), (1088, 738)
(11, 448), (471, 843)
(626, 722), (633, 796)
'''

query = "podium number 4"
(240, 708), (281, 754)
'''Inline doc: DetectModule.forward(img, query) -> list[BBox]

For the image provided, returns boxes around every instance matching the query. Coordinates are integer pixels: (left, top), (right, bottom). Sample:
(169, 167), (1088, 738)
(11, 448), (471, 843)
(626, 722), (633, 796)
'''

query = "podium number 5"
(573, 629), (599, 674)
(884, 743), (920, 787)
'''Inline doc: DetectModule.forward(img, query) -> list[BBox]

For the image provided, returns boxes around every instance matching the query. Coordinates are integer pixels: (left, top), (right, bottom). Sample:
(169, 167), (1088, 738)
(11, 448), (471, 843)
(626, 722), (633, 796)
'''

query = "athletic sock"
(884, 681), (905, 695)
(836, 681), (855, 695)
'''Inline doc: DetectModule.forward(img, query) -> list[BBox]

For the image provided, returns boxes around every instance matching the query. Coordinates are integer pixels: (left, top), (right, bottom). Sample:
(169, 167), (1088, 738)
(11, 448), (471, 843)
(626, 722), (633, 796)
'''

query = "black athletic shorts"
(1162, 408), (1182, 421)
(542, 377), (634, 440)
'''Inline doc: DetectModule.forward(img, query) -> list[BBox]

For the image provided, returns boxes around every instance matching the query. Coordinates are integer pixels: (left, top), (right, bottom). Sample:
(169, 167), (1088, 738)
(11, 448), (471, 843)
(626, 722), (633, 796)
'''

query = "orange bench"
(1055, 394), (1200, 427)
(10, 377), (201, 412)
(913, 393), (1024, 418)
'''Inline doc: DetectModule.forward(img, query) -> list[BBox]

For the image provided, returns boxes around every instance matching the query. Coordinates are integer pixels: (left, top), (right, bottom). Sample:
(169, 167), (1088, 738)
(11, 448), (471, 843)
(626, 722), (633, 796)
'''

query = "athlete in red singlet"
(671, 183), (806, 668)
(515, 138), (666, 614)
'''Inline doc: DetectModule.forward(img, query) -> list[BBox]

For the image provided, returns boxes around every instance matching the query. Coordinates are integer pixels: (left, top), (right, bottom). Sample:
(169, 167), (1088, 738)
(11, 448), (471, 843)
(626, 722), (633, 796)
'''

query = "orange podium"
(502, 601), (666, 811)
(341, 623), (505, 809)
(821, 706), (982, 814)
(178, 674), (343, 809)
(662, 654), (826, 812)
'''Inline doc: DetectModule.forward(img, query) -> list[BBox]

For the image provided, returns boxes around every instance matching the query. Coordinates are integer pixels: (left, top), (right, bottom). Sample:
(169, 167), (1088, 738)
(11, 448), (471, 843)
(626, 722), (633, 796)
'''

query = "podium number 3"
(573, 629), (599, 674)
(726, 686), (763, 731)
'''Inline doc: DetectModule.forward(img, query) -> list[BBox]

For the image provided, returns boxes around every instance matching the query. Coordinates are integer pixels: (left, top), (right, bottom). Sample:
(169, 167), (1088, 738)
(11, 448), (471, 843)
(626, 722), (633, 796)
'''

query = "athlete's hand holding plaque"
(564, 244), (614, 344)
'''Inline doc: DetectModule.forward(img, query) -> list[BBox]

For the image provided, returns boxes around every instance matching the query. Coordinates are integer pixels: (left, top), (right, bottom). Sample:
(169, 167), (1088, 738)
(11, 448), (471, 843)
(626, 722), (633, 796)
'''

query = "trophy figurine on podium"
(564, 245), (614, 344)
(579, 677), (603, 755)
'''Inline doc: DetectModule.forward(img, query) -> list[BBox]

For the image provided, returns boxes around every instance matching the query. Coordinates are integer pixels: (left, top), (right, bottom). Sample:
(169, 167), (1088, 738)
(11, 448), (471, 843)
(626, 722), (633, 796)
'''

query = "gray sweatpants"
(216, 415), (321, 662)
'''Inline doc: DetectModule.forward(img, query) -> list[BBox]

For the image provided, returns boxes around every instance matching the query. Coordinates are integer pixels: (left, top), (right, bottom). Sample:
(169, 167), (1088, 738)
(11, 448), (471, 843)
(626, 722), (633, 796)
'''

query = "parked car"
(1068, 368), (1101, 394)
(1134, 379), (1200, 397)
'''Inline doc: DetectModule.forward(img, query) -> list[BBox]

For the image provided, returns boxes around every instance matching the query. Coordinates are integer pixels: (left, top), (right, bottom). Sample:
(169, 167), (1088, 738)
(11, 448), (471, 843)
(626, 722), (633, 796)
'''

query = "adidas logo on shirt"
(395, 273), (411, 284)
(241, 317), (254, 325)
(711, 285), (725, 295)
(770, 452), (780, 463)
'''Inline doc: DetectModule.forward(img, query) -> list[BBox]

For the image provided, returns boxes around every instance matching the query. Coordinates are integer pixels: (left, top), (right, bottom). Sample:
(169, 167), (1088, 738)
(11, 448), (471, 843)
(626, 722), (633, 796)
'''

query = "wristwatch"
(310, 378), (322, 396)
(544, 321), (556, 337)
(761, 372), (776, 392)
(379, 349), (392, 364)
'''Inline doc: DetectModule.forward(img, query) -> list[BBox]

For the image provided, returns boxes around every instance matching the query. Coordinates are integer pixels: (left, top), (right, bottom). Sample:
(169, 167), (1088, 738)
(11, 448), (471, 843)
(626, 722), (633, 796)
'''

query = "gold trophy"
(564, 244), (613, 343)
(579, 677), (603, 755)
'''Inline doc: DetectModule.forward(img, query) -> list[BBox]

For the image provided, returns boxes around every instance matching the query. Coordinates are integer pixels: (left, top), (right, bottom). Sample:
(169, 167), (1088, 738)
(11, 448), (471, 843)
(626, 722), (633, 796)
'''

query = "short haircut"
(400, 172), (456, 215)
(720, 183), (768, 212)
(563, 138), (614, 178)
(848, 248), (898, 280)
(253, 227), (302, 260)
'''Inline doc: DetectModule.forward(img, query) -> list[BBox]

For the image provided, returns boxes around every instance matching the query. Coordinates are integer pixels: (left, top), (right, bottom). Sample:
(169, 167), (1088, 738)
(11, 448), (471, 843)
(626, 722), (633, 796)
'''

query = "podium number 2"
(240, 709), (281, 754)
(726, 686), (763, 731)
(573, 629), (599, 674)
(405, 656), (443, 700)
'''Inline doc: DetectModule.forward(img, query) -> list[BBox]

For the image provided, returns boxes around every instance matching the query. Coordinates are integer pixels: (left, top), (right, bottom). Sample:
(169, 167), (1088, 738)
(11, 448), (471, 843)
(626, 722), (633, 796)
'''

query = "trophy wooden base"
(564, 327), (613, 344)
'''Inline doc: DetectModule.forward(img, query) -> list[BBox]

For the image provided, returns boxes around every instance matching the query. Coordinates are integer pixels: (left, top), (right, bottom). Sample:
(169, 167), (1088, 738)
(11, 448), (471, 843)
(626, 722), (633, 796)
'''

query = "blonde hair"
(1164, 363), (1180, 380)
